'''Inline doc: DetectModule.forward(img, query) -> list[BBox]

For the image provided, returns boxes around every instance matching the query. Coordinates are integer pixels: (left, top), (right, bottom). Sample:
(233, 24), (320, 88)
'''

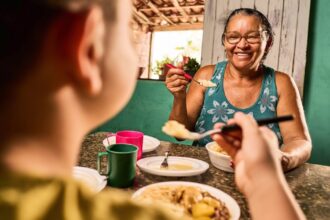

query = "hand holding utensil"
(162, 115), (294, 140)
(165, 64), (216, 87)
(165, 63), (196, 81)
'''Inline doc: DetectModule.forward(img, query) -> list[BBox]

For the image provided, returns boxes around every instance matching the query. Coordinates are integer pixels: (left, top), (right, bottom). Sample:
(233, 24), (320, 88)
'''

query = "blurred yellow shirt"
(0, 172), (183, 220)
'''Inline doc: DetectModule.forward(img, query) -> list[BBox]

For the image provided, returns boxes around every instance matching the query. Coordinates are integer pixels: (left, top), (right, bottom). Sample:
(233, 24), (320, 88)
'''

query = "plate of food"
(137, 156), (209, 177)
(73, 166), (107, 193)
(132, 181), (240, 220)
(103, 135), (160, 153)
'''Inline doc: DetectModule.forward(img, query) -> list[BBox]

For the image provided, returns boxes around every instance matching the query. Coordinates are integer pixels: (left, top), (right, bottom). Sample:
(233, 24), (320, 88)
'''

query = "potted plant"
(183, 58), (200, 77)
(152, 56), (173, 80)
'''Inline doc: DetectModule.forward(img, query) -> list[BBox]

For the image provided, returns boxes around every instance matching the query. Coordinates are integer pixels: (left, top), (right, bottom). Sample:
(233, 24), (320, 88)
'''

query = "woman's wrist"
(173, 94), (186, 101)
(281, 150), (302, 172)
(281, 152), (291, 172)
(280, 140), (312, 172)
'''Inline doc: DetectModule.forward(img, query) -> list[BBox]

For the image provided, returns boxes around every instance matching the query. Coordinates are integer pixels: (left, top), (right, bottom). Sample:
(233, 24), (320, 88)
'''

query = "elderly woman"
(165, 8), (311, 171)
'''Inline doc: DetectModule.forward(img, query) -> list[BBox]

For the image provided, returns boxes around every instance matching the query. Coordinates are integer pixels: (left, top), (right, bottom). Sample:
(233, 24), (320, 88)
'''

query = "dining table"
(78, 132), (330, 220)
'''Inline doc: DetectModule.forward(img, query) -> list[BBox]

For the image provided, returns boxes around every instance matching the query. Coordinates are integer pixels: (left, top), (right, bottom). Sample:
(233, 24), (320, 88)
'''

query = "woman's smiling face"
(224, 14), (268, 72)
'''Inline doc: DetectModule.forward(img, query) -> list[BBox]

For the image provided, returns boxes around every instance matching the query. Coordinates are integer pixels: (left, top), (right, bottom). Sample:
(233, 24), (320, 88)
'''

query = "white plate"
(137, 156), (209, 177)
(132, 181), (240, 220)
(103, 135), (160, 153)
(73, 166), (107, 193)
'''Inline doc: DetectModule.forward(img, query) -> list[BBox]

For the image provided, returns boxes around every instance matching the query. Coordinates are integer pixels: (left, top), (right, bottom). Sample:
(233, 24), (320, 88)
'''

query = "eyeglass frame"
(221, 30), (269, 45)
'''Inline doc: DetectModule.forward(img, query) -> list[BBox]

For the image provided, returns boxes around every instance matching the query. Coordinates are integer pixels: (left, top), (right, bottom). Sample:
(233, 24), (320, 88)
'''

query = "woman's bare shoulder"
(275, 71), (295, 85)
(275, 71), (290, 78)
(274, 71), (298, 96)
(194, 64), (216, 79)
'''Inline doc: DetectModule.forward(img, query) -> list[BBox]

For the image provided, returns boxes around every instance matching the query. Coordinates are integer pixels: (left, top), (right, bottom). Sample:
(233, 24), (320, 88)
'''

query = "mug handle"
(97, 152), (109, 176)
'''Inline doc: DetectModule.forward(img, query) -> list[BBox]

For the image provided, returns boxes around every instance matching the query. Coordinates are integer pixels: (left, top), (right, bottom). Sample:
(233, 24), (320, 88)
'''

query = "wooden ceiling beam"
(170, 0), (190, 22)
(151, 23), (203, 31)
(149, 14), (204, 20)
(132, 7), (155, 25)
(133, 13), (149, 25)
(139, 5), (204, 12)
(140, 0), (174, 25)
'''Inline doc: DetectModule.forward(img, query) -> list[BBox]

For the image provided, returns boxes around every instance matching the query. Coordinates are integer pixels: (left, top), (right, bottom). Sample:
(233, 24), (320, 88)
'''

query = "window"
(148, 30), (203, 80)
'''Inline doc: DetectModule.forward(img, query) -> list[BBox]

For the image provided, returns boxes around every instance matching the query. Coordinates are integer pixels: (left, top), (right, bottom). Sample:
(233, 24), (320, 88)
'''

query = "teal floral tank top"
(194, 61), (283, 146)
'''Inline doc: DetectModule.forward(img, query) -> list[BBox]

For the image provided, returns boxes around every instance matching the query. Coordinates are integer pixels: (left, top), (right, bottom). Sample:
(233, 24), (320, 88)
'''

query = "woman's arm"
(276, 72), (312, 171)
(166, 65), (215, 131)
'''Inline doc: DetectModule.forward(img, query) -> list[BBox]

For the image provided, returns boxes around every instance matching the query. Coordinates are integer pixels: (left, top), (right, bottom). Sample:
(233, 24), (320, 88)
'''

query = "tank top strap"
(206, 61), (227, 97)
(262, 65), (278, 99)
(211, 61), (227, 81)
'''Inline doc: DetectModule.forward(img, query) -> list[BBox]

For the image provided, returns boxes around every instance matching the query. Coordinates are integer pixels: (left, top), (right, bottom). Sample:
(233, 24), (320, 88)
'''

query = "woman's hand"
(276, 150), (291, 172)
(165, 66), (190, 99)
(212, 112), (282, 198)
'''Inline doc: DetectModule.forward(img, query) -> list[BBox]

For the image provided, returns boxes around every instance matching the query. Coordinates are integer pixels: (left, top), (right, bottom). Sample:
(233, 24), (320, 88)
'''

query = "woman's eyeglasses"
(223, 31), (267, 44)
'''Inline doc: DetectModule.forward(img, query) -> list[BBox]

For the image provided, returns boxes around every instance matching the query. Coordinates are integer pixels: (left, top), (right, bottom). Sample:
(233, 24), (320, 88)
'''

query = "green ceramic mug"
(97, 144), (137, 188)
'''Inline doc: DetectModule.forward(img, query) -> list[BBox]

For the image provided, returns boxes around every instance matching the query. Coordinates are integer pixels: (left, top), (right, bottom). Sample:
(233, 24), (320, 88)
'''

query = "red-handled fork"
(165, 63), (202, 85)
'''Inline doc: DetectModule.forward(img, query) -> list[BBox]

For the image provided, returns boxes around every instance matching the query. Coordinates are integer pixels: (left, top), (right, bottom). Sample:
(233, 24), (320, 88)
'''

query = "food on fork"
(197, 79), (217, 88)
(134, 185), (230, 220)
(162, 120), (198, 140)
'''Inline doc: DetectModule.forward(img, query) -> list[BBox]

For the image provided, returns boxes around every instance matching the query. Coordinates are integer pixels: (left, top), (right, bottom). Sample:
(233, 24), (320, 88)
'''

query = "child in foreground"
(0, 0), (305, 219)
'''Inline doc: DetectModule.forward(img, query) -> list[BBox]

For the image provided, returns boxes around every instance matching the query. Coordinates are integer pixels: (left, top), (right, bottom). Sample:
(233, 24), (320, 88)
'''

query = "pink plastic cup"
(115, 130), (144, 160)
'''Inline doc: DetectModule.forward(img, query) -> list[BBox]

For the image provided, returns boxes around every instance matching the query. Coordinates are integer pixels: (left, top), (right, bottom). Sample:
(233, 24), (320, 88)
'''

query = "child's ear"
(76, 7), (105, 95)
(55, 6), (106, 96)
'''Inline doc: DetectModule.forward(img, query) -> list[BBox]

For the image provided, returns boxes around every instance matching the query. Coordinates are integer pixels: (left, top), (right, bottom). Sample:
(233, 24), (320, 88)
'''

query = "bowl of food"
(206, 141), (234, 173)
(132, 181), (240, 220)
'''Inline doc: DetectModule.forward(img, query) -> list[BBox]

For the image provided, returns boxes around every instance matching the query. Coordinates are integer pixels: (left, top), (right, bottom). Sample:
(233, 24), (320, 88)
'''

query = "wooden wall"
(201, 0), (311, 96)
(133, 31), (151, 78)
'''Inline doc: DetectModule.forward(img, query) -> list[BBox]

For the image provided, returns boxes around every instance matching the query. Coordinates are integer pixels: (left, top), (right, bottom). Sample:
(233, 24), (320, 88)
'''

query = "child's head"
(0, 0), (137, 134)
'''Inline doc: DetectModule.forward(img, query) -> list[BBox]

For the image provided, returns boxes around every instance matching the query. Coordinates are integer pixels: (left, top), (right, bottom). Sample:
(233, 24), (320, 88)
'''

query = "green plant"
(184, 58), (200, 76)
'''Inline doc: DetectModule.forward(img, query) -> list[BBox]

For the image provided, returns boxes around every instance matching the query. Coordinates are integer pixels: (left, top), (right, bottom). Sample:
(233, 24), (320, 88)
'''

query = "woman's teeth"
(235, 52), (251, 58)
